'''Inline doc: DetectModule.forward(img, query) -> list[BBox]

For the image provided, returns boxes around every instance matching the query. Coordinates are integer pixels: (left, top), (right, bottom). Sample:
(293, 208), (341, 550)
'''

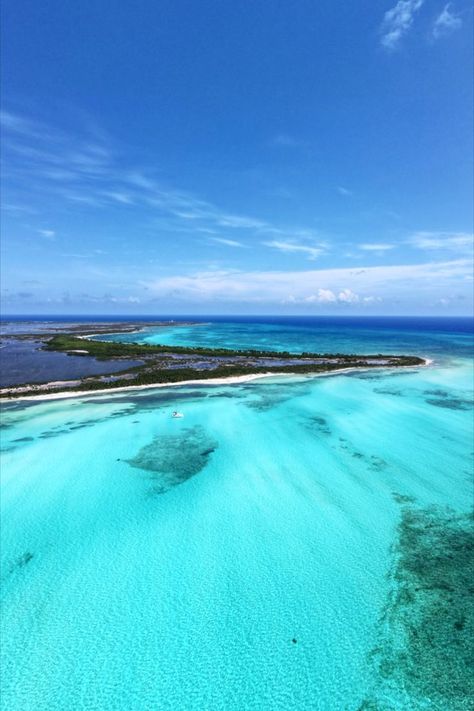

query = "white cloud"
(210, 237), (245, 248)
(358, 243), (395, 251)
(263, 240), (325, 260)
(408, 231), (473, 252)
(294, 289), (377, 305)
(337, 186), (352, 196)
(380, 0), (424, 50)
(143, 259), (471, 305)
(216, 214), (268, 230)
(291, 289), (337, 304)
(196, 227), (218, 235)
(338, 288), (359, 303)
(432, 4), (462, 38)
(101, 191), (134, 204)
(315, 288), (337, 303)
(38, 229), (56, 239)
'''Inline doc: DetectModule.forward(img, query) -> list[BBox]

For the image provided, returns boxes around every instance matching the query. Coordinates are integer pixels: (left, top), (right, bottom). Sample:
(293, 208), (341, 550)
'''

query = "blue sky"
(1, 0), (473, 315)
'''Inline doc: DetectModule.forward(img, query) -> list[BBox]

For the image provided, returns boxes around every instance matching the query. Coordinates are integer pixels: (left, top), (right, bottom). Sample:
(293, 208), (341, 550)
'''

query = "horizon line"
(2, 313), (473, 320)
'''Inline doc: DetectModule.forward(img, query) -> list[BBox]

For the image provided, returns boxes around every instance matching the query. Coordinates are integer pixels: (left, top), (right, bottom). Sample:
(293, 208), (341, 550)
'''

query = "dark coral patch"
(361, 499), (474, 709)
(208, 392), (242, 399)
(85, 390), (208, 410)
(338, 439), (388, 472)
(424, 388), (451, 397)
(13, 551), (34, 570)
(126, 425), (218, 494)
(369, 456), (388, 472)
(244, 382), (311, 412)
(305, 415), (331, 436)
(425, 397), (473, 411)
(392, 493), (416, 505)
(3, 551), (35, 580)
(373, 387), (404, 396)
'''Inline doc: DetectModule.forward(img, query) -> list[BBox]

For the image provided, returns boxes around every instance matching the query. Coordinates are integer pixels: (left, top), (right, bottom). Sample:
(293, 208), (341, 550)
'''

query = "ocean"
(1, 316), (473, 710)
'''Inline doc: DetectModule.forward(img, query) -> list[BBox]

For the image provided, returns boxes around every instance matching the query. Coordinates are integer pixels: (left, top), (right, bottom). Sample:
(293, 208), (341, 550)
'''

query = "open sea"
(1, 316), (473, 710)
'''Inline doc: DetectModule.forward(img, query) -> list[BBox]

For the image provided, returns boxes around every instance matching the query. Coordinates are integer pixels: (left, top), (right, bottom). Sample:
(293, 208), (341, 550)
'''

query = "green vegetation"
(44, 334), (424, 364)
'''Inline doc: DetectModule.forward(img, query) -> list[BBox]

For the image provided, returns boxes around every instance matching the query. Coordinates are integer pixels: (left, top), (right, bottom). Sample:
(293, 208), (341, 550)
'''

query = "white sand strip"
(0, 359), (431, 403)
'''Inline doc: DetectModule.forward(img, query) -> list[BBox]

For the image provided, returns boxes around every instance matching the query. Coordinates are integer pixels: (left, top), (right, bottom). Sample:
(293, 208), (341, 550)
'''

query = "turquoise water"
(99, 316), (473, 360)
(1, 319), (473, 710)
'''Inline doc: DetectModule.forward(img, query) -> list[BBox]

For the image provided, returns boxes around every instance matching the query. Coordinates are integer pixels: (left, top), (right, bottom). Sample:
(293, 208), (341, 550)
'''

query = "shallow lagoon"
(0, 337), (143, 387)
(1, 319), (473, 710)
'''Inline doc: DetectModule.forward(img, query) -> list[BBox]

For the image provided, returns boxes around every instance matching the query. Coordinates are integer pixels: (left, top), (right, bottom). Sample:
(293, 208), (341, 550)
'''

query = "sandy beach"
(0, 359), (433, 403)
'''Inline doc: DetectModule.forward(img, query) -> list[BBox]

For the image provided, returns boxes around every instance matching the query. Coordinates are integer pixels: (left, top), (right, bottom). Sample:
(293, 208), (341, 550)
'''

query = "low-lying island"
(0, 328), (427, 400)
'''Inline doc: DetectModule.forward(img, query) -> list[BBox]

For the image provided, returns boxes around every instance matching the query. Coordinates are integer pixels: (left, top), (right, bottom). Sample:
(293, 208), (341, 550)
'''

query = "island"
(0, 322), (427, 399)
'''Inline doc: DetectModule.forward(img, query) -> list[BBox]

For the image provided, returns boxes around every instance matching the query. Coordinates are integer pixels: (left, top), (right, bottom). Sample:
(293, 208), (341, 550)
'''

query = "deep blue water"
(97, 315), (473, 361)
(2, 314), (473, 334)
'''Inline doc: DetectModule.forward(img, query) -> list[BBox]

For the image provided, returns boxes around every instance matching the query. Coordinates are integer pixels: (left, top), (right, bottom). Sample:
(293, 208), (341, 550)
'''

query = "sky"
(1, 0), (473, 316)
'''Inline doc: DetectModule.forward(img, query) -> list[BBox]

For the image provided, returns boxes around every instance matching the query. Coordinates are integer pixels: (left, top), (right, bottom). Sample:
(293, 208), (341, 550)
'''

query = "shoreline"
(0, 358), (433, 403)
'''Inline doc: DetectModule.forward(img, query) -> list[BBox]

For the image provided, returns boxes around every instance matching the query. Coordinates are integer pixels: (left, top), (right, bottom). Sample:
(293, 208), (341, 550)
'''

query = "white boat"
(171, 411), (184, 418)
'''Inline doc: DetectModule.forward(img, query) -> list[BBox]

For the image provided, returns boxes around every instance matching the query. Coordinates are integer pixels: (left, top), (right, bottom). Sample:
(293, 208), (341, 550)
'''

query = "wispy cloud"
(38, 229), (56, 239)
(263, 240), (326, 260)
(2, 109), (328, 257)
(215, 214), (268, 230)
(408, 231), (473, 252)
(337, 186), (352, 197)
(1, 110), (115, 214)
(101, 190), (134, 204)
(210, 237), (245, 248)
(2, 203), (37, 215)
(380, 0), (424, 50)
(432, 3), (462, 38)
(0, 111), (59, 141)
(1, 290), (143, 306)
(358, 243), (395, 251)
